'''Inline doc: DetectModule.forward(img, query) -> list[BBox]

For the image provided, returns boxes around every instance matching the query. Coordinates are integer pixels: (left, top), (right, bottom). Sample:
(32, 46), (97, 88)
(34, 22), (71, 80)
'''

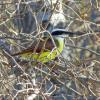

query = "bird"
(12, 29), (80, 63)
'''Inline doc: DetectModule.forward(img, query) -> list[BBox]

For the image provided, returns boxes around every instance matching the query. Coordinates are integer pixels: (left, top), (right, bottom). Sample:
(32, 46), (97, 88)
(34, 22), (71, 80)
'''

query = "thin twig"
(65, 44), (100, 56)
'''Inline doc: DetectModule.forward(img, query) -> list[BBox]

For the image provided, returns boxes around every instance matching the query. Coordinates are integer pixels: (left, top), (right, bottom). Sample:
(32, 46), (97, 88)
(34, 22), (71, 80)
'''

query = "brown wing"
(12, 38), (55, 56)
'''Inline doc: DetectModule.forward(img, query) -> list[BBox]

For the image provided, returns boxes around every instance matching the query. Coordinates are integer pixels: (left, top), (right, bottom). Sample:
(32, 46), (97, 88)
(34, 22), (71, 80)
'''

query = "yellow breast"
(21, 37), (64, 63)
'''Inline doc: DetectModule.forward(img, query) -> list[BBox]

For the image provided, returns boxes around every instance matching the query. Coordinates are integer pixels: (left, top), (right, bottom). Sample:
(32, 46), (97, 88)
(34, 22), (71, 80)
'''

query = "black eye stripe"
(51, 30), (75, 36)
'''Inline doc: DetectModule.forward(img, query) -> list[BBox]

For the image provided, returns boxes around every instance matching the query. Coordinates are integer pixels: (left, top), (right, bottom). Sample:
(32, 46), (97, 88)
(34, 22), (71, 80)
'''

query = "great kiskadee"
(12, 29), (77, 63)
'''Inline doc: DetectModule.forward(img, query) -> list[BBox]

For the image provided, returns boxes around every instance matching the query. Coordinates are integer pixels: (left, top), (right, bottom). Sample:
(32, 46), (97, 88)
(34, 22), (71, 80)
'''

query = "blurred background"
(0, 0), (100, 100)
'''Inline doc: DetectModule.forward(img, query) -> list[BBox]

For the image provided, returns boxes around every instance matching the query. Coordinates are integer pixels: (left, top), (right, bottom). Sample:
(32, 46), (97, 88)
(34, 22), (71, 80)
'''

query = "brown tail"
(11, 52), (24, 56)
(11, 49), (34, 56)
